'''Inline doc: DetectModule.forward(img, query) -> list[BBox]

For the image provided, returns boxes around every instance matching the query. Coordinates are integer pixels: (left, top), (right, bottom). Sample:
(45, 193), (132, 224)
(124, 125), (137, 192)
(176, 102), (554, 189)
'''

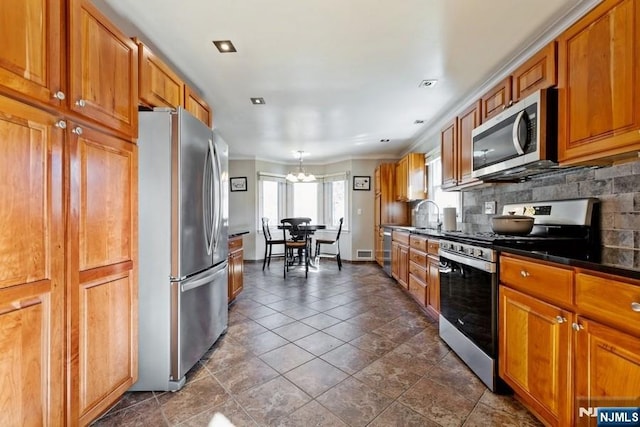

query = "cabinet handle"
(520, 270), (530, 278)
(53, 91), (66, 100)
(572, 322), (584, 332)
(632, 302), (640, 312)
(55, 120), (67, 129)
(555, 316), (566, 324)
(71, 127), (83, 135)
(75, 99), (86, 108)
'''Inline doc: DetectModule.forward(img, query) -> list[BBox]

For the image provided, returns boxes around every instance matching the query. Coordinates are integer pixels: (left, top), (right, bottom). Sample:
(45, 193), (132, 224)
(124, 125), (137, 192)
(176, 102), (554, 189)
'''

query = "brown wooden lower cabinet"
(499, 286), (572, 426)
(228, 236), (244, 302)
(499, 254), (640, 426)
(575, 318), (640, 427)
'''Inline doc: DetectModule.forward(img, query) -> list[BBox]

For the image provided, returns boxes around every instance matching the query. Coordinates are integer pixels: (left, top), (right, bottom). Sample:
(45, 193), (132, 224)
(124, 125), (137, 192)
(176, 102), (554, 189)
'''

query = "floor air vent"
(356, 250), (373, 260)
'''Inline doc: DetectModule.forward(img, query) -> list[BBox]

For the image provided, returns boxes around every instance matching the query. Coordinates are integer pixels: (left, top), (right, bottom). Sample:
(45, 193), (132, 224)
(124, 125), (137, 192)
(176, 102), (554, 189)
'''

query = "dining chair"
(261, 217), (285, 270)
(315, 217), (343, 270)
(281, 217), (312, 278)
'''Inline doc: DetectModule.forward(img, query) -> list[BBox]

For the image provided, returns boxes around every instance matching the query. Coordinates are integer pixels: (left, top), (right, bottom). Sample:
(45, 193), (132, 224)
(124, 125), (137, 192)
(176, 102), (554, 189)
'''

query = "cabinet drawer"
(409, 261), (427, 283)
(393, 231), (410, 245)
(500, 255), (574, 307)
(427, 240), (439, 255)
(408, 275), (427, 306)
(409, 235), (428, 251)
(576, 273), (640, 337)
(409, 248), (427, 266)
(229, 237), (243, 251)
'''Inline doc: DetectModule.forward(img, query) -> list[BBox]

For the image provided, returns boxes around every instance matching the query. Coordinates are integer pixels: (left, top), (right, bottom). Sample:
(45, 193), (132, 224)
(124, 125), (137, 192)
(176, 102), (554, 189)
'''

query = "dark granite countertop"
(229, 230), (250, 238)
(496, 246), (640, 282)
(381, 225), (445, 239)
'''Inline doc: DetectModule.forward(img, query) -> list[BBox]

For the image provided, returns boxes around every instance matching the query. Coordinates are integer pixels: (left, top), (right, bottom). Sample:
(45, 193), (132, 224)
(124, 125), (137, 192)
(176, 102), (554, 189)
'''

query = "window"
(258, 172), (348, 231)
(427, 156), (461, 222)
(258, 175), (285, 227)
(292, 182), (319, 220)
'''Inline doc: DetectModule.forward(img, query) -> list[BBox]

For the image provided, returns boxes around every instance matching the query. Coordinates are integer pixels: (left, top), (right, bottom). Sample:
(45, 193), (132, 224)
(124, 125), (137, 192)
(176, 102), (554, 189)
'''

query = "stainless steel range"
(438, 198), (598, 392)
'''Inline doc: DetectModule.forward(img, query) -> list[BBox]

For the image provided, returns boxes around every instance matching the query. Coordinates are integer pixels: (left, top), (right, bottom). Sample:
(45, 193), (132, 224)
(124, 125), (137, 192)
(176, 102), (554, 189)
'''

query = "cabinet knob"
(71, 126), (83, 135)
(53, 91), (66, 100)
(75, 99), (86, 108)
(55, 120), (67, 129)
(632, 302), (640, 312)
(555, 316), (567, 324)
(572, 322), (584, 331)
(520, 270), (530, 278)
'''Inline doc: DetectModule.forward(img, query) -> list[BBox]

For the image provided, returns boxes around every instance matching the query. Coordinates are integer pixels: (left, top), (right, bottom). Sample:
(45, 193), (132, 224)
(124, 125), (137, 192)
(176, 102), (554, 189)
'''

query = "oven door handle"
(439, 250), (496, 273)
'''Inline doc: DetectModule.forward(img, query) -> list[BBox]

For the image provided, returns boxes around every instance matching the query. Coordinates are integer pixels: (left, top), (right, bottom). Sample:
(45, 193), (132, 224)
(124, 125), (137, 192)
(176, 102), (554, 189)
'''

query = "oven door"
(439, 250), (498, 358)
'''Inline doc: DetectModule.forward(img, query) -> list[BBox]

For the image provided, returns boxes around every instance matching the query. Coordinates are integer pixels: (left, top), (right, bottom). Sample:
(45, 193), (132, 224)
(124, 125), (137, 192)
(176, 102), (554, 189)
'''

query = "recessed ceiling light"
(250, 97), (265, 105)
(418, 79), (438, 88)
(414, 119), (424, 124)
(213, 40), (237, 53)
(380, 139), (390, 143)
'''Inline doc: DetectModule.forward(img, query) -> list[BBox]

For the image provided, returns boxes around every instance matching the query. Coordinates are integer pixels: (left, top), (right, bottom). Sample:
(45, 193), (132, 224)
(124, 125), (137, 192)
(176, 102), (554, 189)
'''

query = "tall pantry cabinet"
(0, 1), (138, 426)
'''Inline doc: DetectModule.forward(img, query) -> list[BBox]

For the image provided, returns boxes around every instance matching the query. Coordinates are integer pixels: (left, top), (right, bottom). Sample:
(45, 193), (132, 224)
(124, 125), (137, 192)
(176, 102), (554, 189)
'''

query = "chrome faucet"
(414, 199), (442, 231)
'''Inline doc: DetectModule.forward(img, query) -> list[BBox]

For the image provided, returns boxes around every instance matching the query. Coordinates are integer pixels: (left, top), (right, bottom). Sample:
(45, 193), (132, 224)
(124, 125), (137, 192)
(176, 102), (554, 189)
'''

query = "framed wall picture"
(230, 176), (247, 192)
(353, 176), (371, 191)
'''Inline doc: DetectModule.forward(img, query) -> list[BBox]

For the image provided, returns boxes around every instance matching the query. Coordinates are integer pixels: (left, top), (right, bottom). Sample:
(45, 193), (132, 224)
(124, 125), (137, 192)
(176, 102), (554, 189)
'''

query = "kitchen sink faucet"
(414, 199), (442, 231)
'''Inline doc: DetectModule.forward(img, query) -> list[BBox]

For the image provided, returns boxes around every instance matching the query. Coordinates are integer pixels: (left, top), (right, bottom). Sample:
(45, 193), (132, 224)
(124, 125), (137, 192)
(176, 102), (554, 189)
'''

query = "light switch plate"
(485, 201), (497, 215)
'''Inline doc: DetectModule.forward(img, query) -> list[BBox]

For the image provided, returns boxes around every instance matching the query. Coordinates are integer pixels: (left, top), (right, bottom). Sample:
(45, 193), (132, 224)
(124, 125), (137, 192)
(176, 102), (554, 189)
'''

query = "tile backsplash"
(460, 159), (640, 270)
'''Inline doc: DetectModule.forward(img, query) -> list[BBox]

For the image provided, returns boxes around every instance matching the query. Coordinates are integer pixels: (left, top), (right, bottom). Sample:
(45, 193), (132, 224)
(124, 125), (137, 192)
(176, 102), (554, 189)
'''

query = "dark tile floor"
(94, 260), (542, 426)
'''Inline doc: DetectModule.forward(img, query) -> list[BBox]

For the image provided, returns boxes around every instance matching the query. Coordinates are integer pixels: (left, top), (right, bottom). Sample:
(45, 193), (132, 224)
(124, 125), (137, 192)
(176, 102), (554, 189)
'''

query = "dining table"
(277, 223), (326, 267)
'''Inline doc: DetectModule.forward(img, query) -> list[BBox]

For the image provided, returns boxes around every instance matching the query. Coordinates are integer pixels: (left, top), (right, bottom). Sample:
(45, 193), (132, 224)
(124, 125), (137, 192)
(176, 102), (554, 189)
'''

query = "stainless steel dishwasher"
(382, 227), (392, 276)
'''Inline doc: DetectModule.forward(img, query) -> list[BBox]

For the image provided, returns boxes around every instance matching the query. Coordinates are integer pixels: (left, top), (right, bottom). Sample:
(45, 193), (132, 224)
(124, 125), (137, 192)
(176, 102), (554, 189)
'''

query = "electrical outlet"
(485, 201), (497, 215)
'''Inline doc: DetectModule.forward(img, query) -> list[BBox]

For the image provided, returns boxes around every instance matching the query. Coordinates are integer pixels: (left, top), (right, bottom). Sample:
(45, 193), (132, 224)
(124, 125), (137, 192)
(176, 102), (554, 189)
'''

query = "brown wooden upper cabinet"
(374, 163), (409, 227)
(482, 42), (557, 122)
(395, 153), (426, 201)
(556, 0), (640, 165)
(137, 39), (184, 109)
(441, 101), (482, 190)
(0, 0), (64, 108)
(185, 85), (213, 127)
(68, 0), (138, 139)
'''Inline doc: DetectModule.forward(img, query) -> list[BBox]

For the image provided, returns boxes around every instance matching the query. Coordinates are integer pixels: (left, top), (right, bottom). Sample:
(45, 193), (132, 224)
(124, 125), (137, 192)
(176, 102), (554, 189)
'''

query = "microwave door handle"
(511, 110), (526, 155)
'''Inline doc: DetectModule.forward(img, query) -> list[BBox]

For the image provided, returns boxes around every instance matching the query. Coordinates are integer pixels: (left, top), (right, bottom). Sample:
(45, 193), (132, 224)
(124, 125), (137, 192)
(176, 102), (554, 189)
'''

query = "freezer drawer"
(171, 262), (228, 384)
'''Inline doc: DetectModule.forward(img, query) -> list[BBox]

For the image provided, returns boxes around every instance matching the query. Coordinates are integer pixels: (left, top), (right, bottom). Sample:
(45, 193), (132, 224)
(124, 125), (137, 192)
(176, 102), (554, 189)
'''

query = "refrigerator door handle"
(180, 262), (227, 292)
(204, 138), (216, 255)
(212, 141), (223, 253)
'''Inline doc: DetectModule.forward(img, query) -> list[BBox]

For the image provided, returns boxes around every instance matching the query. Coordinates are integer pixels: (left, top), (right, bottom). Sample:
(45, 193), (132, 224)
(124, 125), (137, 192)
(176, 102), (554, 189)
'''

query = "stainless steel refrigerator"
(133, 107), (229, 391)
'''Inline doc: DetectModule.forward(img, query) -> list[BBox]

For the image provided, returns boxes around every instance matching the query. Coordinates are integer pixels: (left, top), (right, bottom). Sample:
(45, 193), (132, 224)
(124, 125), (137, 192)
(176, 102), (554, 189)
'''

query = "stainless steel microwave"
(471, 88), (557, 181)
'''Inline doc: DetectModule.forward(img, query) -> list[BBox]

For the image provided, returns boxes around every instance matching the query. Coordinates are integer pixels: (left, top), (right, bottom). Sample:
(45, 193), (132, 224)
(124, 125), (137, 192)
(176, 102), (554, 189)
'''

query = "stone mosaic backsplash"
(460, 159), (640, 270)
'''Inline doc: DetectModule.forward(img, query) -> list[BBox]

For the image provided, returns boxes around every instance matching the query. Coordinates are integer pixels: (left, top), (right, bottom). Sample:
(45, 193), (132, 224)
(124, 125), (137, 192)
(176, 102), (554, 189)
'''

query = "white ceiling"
(96, 0), (596, 164)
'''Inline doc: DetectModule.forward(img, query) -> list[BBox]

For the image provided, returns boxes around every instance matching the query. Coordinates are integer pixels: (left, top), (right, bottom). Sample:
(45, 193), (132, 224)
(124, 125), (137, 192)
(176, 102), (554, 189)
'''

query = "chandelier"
(286, 151), (316, 182)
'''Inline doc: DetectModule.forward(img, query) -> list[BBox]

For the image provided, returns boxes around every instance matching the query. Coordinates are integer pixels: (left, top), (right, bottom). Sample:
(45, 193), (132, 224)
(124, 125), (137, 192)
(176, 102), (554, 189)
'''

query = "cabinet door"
(557, 0), (640, 164)
(398, 244), (409, 289)
(574, 318), (640, 426)
(395, 156), (408, 201)
(68, 0), (138, 138)
(406, 153), (426, 201)
(228, 239), (244, 303)
(499, 286), (572, 426)
(67, 124), (138, 425)
(0, 96), (65, 426)
(481, 77), (512, 122)
(185, 85), (212, 127)
(457, 101), (481, 186)
(512, 42), (557, 102)
(440, 119), (457, 189)
(0, 0), (63, 107)
(391, 241), (400, 280)
(137, 40), (184, 109)
(427, 255), (440, 317)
